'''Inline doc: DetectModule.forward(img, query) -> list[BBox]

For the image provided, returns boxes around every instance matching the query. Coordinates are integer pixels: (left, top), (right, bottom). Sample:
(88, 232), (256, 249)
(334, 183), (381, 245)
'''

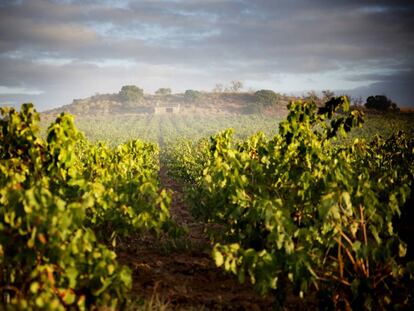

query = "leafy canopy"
(254, 89), (279, 107)
(365, 95), (398, 111)
(119, 85), (144, 103)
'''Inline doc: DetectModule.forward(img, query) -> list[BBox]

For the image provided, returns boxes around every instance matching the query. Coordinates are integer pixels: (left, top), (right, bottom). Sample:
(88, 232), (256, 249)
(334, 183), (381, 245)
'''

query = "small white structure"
(153, 104), (180, 114)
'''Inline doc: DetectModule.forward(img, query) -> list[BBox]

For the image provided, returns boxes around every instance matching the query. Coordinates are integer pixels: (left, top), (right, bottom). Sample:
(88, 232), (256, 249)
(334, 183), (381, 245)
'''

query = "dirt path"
(116, 167), (280, 310)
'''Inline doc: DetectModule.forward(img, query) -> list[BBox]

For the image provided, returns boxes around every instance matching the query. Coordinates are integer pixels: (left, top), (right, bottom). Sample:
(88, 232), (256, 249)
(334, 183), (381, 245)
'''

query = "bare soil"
(116, 168), (315, 310)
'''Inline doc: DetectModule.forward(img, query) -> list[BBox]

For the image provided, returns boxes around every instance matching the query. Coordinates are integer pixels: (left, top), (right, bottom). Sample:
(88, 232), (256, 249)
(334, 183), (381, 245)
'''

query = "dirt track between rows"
(116, 167), (316, 310)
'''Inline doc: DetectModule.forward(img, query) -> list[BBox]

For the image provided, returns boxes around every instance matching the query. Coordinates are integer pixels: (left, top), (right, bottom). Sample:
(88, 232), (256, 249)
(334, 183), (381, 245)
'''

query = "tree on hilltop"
(184, 89), (202, 103)
(255, 89), (280, 107)
(119, 85), (144, 103)
(230, 80), (244, 93)
(155, 88), (172, 96)
(365, 95), (399, 111)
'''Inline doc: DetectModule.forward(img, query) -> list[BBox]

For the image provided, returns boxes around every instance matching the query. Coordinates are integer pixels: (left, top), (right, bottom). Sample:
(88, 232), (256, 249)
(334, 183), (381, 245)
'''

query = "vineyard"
(1, 99), (414, 310)
(51, 114), (282, 147)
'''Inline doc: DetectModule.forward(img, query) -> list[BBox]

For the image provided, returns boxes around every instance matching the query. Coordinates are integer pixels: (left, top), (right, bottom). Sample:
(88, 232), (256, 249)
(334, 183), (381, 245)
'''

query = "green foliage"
(0, 104), (174, 309)
(119, 85), (144, 103)
(189, 97), (413, 309)
(162, 139), (209, 184)
(77, 140), (174, 240)
(365, 95), (398, 111)
(155, 88), (171, 96)
(184, 90), (202, 103)
(254, 90), (280, 107)
(69, 114), (281, 147)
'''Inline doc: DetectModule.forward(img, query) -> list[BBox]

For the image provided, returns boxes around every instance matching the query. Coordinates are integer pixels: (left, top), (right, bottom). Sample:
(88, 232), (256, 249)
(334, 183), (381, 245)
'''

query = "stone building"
(153, 104), (180, 114)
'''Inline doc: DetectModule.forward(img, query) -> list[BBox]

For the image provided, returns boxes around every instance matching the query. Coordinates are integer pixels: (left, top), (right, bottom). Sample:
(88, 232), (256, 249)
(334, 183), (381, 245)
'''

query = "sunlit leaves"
(0, 104), (175, 309)
(184, 97), (413, 309)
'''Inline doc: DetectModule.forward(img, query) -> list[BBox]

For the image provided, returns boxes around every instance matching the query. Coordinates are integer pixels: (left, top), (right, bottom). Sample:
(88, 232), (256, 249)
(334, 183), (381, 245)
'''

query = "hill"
(41, 88), (293, 119)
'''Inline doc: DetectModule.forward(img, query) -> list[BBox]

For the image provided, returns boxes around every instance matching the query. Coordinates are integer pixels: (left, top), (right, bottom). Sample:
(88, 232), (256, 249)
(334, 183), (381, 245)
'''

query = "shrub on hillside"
(184, 89), (202, 103)
(365, 95), (399, 111)
(254, 89), (280, 107)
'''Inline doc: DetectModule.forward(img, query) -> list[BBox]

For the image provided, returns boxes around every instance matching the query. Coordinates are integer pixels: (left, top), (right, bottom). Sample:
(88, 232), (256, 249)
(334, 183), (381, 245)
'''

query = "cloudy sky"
(0, 0), (413, 110)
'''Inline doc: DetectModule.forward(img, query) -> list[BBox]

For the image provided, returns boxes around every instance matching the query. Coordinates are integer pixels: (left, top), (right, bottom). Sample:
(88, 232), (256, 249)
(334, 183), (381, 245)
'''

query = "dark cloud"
(0, 0), (413, 109)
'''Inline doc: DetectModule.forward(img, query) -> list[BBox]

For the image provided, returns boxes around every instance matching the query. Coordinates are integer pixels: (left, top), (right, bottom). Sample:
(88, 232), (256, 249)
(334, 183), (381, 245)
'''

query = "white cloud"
(0, 85), (43, 95)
